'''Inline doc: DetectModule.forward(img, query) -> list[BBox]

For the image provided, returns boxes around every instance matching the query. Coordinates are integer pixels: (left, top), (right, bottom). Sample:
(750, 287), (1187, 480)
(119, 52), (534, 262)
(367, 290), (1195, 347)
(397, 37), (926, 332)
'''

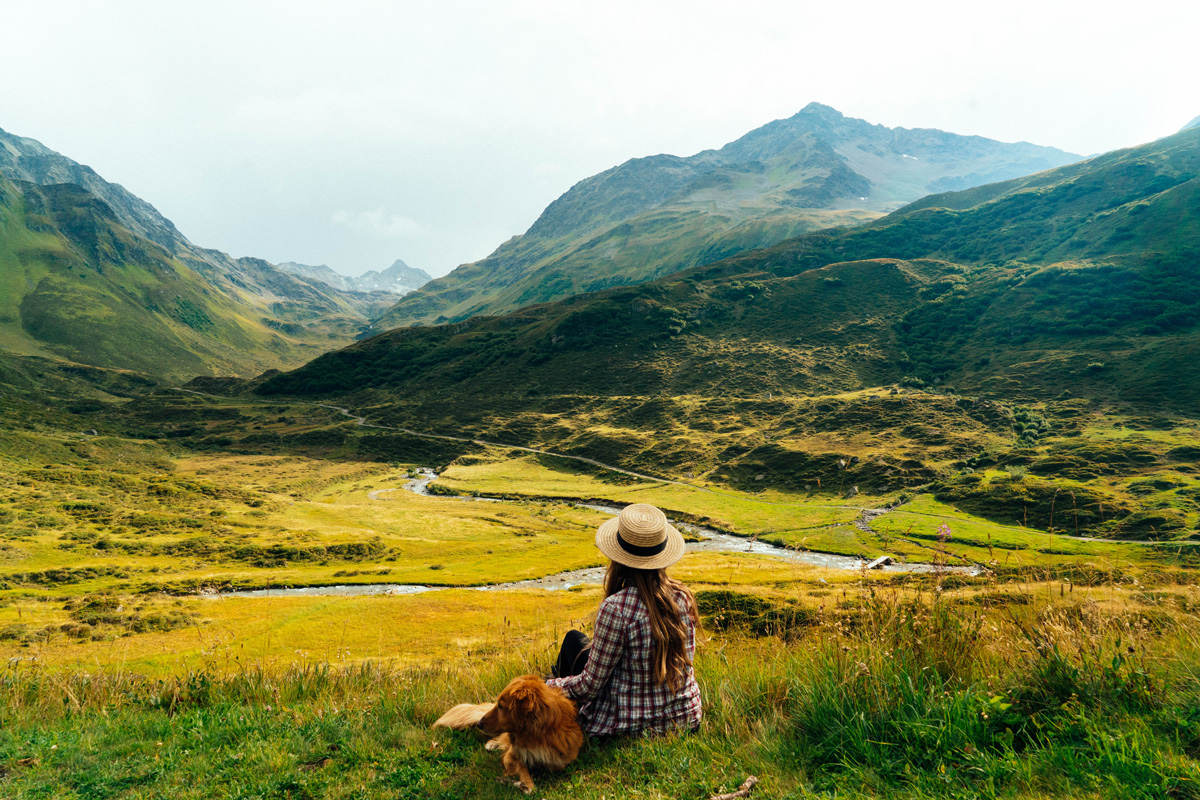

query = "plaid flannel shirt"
(546, 586), (701, 737)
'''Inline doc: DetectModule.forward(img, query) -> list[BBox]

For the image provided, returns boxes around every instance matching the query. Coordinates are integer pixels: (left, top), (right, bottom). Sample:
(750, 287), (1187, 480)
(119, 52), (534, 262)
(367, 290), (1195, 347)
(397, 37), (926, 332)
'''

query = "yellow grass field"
(3, 425), (1196, 680)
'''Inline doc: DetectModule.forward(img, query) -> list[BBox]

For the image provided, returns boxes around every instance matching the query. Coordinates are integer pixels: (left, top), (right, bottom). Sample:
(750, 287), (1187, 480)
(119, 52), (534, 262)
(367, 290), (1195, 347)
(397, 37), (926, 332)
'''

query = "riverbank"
(213, 470), (976, 599)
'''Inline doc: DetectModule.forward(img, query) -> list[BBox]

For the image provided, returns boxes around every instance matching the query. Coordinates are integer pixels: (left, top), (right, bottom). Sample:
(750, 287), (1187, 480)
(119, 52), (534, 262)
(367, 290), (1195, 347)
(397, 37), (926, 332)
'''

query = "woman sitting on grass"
(545, 503), (702, 736)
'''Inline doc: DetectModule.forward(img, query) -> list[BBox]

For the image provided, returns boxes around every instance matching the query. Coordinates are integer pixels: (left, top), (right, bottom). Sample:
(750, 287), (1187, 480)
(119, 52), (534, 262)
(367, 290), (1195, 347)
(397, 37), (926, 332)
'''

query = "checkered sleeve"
(545, 594), (627, 702)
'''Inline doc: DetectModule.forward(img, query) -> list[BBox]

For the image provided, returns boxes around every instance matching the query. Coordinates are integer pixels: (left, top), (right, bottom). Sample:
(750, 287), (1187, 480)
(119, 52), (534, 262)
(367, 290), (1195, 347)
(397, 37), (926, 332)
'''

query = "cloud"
(331, 208), (424, 239)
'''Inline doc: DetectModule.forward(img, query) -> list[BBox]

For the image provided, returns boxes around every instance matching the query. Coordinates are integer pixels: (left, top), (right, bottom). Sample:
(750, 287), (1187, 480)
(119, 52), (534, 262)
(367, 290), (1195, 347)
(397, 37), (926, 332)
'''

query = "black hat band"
(617, 531), (667, 557)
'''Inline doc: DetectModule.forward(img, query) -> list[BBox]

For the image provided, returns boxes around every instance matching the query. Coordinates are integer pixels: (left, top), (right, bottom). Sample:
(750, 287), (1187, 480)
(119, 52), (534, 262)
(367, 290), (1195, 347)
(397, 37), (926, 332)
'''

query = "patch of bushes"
(65, 595), (197, 635)
(934, 475), (1134, 535)
(695, 590), (816, 637)
(1110, 509), (1190, 540)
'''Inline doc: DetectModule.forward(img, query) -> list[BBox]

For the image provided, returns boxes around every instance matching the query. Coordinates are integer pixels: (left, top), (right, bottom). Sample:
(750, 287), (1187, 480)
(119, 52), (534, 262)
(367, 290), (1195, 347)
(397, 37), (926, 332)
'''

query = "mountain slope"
(0, 174), (377, 382)
(0, 127), (386, 339)
(377, 103), (1080, 328)
(0, 126), (393, 380)
(260, 126), (1200, 415)
(0, 126), (186, 251)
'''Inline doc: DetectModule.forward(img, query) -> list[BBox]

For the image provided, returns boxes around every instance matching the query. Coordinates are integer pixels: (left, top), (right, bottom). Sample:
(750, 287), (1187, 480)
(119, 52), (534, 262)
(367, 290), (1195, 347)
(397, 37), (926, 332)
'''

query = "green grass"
(874, 495), (1143, 568)
(3, 393), (1200, 797)
(0, 444), (614, 600)
(3, 585), (1200, 799)
(435, 452), (865, 534)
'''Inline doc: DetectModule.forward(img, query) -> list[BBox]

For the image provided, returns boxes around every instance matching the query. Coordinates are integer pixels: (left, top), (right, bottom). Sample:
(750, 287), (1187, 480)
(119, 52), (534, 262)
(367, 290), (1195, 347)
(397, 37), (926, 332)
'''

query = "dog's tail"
(432, 702), (495, 730)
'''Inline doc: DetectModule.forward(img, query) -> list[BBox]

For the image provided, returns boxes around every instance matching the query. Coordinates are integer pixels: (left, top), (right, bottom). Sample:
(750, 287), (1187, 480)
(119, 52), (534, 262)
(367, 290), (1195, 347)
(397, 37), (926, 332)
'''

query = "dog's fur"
(432, 701), (496, 729)
(432, 674), (584, 794)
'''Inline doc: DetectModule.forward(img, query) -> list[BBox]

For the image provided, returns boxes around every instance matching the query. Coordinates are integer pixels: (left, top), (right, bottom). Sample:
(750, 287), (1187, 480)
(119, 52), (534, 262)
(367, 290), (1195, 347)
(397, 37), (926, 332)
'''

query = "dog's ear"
(507, 677), (551, 734)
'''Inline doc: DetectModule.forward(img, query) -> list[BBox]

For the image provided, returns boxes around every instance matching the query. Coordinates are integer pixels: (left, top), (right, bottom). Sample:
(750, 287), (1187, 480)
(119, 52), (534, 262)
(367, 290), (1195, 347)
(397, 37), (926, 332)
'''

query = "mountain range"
(376, 103), (1080, 329)
(0, 126), (403, 382)
(5, 108), (1197, 544)
(261, 124), (1200, 416)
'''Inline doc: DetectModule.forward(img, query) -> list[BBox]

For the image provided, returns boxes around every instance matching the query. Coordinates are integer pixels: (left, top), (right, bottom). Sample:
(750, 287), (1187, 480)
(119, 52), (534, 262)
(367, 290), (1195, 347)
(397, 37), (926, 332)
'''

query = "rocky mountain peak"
(277, 258), (431, 296)
(796, 101), (845, 119)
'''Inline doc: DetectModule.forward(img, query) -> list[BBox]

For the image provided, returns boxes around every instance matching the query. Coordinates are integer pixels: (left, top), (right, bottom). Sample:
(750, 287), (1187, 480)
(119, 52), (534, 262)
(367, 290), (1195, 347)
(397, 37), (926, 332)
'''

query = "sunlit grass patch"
(3, 581), (1200, 799)
(674, 552), (855, 591)
(437, 452), (866, 533)
(1, 451), (623, 599)
(874, 494), (1177, 571)
(1, 588), (602, 676)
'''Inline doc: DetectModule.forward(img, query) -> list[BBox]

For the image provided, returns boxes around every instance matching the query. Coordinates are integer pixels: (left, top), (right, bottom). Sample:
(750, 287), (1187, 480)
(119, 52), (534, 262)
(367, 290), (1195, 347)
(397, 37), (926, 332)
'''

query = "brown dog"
(433, 674), (584, 794)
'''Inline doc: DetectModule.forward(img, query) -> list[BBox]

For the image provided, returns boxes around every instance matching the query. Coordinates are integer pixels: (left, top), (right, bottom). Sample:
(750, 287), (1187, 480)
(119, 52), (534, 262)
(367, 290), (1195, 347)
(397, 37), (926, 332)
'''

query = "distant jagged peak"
(378, 259), (432, 285)
(278, 258), (431, 295)
(277, 261), (351, 291)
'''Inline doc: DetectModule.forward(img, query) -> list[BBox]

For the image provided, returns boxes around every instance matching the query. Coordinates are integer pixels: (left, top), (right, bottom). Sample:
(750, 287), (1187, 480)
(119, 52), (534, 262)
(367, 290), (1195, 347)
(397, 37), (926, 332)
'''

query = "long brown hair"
(604, 561), (701, 691)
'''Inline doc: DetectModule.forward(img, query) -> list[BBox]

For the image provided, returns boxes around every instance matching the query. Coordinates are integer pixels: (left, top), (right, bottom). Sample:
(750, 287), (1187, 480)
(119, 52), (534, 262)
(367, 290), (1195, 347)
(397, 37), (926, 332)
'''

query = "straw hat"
(595, 503), (685, 570)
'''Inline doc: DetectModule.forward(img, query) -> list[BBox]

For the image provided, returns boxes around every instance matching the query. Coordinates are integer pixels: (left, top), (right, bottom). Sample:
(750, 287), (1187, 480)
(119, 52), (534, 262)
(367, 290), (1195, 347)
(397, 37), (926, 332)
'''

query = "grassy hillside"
(0, 125), (402, 385)
(1, 396), (1198, 797)
(378, 104), (1078, 328)
(380, 204), (881, 329)
(0, 124), (396, 325)
(0, 176), (375, 383)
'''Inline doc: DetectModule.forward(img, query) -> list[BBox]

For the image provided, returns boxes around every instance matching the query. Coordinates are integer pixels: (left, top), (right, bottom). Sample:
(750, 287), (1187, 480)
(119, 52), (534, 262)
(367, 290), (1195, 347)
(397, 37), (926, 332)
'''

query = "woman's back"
(549, 585), (701, 736)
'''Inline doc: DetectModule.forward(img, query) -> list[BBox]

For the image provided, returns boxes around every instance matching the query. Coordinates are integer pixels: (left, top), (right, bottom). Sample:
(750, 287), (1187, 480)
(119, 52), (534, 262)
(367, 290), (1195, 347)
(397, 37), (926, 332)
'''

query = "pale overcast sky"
(2, 0), (1196, 278)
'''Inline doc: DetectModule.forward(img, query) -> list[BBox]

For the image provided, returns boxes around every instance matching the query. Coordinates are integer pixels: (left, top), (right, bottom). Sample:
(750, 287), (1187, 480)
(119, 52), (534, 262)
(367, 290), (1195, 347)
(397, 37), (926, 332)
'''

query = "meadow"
(4, 579), (1200, 798)
(2, 390), (1199, 797)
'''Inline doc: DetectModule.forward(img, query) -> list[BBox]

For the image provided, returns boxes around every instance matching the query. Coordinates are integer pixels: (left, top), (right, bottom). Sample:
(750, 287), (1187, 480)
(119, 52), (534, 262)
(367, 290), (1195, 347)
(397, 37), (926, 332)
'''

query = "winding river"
(217, 469), (977, 598)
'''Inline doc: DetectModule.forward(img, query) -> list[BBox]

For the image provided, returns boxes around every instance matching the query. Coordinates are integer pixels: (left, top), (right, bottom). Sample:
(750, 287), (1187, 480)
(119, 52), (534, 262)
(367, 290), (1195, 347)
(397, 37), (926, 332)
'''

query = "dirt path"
(852, 507), (890, 535)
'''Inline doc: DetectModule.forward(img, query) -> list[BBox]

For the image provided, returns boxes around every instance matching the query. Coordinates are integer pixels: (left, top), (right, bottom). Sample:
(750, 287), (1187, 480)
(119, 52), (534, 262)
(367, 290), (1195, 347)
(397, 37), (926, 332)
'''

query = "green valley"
(2, 384), (1200, 798)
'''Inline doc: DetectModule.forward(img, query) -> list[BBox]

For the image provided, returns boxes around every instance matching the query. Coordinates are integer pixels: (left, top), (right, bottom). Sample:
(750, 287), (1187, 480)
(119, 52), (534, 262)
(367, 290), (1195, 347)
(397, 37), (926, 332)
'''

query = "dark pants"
(552, 629), (591, 678)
